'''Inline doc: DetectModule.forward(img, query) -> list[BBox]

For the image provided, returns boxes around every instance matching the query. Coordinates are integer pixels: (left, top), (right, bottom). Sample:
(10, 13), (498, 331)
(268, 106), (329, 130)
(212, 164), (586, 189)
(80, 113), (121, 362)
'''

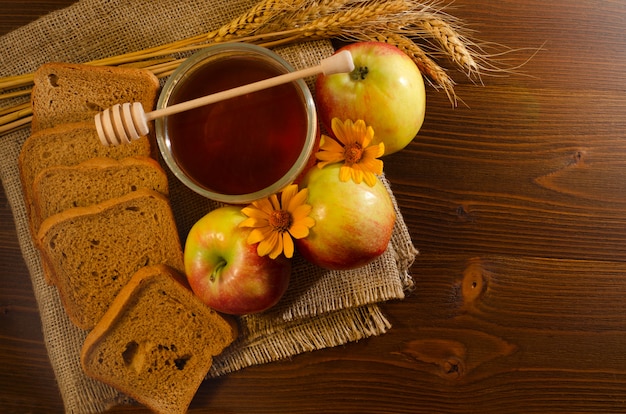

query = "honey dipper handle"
(144, 50), (354, 121)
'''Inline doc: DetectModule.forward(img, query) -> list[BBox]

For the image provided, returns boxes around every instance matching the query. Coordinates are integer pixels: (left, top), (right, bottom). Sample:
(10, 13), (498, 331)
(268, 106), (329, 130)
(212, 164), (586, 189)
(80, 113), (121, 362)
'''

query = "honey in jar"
(166, 55), (309, 196)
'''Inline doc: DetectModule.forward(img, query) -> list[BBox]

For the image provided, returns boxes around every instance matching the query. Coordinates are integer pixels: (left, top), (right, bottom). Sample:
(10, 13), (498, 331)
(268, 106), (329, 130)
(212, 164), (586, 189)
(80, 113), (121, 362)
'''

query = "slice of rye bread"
(81, 264), (238, 414)
(31, 156), (169, 235)
(30, 62), (160, 132)
(37, 189), (184, 330)
(18, 121), (152, 237)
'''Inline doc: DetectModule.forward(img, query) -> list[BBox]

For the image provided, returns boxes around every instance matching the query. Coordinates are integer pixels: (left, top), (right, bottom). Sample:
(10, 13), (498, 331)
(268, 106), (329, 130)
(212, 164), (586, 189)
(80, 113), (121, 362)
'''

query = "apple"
(295, 164), (396, 270)
(184, 206), (291, 315)
(315, 41), (426, 155)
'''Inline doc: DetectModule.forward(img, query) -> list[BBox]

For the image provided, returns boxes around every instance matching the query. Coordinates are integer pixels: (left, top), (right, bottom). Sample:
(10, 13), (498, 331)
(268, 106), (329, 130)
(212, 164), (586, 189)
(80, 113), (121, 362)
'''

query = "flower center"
(269, 210), (292, 232)
(344, 142), (363, 165)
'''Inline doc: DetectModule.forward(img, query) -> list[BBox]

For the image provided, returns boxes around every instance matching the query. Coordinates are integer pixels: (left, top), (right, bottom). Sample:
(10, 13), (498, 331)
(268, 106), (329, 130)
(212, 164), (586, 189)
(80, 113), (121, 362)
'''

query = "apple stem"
(210, 260), (228, 282)
(350, 66), (369, 81)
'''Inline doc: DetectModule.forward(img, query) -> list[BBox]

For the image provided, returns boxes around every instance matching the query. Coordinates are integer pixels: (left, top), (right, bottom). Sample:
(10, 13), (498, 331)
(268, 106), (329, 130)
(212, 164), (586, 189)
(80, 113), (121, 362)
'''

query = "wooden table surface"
(3, 1), (626, 413)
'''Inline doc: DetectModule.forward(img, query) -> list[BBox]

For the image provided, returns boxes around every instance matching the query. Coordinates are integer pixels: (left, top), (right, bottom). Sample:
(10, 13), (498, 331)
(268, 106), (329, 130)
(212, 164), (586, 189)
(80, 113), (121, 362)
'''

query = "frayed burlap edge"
(210, 304), (392, 377)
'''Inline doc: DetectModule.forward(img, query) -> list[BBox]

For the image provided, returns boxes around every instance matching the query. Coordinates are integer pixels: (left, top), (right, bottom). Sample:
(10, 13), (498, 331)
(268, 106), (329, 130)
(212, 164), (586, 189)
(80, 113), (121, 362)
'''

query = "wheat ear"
(287, 0), (409, 38)
(263, 0), (352, 31)
(208, 0), (287, 42)
(418, 16), (478, 75)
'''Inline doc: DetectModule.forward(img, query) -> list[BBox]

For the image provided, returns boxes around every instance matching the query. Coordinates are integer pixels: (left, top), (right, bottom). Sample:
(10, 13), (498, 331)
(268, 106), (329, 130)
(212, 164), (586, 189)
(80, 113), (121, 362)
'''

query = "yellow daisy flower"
(239, 184), (315, 259)
(316, 118), (385, 187)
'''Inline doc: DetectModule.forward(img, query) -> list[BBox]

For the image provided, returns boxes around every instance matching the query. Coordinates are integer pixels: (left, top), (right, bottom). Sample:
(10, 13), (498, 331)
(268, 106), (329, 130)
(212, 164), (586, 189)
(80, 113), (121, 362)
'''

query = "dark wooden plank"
(385, 85), (626, 260)
(0, 190), (65, 412)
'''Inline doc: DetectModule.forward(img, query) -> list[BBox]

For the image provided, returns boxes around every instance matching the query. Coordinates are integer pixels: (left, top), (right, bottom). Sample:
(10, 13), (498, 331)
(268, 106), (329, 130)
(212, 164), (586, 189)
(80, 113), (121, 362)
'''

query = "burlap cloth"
(0, 1), (417, 412)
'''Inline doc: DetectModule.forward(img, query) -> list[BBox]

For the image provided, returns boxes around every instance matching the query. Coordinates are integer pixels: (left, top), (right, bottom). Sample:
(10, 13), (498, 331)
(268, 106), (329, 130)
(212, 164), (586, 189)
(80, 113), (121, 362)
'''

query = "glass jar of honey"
(155, 43), (317, 203)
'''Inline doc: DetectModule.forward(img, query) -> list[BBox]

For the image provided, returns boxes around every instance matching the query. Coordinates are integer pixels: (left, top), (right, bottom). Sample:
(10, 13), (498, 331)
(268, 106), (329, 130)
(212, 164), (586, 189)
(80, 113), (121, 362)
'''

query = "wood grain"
(0, 1), (76, 35)
(3, 0), (626, 413)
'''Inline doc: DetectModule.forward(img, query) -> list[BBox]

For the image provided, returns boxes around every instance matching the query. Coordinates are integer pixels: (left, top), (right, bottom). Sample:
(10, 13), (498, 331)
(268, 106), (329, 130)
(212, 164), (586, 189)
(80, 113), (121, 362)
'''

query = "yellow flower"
(316, 118), (385, 187)
(239, 184), (315, 259)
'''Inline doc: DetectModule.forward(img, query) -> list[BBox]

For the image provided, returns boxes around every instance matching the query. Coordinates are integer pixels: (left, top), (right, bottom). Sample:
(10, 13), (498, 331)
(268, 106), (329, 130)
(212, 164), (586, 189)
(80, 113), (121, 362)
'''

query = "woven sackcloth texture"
(0, 0), (418, 412)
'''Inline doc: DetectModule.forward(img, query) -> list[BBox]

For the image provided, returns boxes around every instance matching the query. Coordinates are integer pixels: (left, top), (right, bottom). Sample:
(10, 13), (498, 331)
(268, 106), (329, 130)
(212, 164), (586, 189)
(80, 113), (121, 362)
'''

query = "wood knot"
(462, 258), (487, 305)
(402, 330), (518, 383)
(456, 204), (476, 222)
(571, 150), (586, 165)
(401, 338), (467, 381)
(442, 357), (465, 379)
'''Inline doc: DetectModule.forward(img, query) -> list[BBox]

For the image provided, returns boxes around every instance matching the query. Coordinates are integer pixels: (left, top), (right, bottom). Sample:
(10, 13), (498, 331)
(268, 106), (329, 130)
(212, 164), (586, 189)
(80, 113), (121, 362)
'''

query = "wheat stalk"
(0, 104), (32, 135)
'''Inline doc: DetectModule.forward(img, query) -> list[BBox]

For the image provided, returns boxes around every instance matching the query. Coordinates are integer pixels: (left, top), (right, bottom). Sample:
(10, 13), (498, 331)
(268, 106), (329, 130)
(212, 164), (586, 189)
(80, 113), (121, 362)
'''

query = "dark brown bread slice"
(18, 121), (152, 236)
(30, 62), (160, 132)
(31, 156), (169, 234)
(81, 264), (238, 414)
(37, 189), (184, 330)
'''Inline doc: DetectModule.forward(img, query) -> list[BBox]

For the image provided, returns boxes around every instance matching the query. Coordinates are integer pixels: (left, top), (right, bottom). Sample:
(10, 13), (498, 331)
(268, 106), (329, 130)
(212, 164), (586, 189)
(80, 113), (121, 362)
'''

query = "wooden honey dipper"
(94, 50), (354, 146)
